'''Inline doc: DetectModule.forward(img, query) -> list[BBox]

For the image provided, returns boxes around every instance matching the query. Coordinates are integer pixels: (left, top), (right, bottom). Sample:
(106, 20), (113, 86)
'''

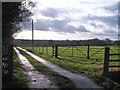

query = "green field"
(22, 45), (120, 89)
(25, 46), (119, 64)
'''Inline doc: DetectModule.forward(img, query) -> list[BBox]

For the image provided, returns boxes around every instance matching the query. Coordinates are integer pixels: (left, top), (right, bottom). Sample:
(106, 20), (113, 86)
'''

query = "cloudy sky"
(15, 0), (119, 40)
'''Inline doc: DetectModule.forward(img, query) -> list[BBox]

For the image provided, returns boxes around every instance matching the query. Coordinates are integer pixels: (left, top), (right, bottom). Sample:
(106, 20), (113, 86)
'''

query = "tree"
(2, 1), (35, 44)
(104, 38), (111, 46)
(2, 1), (35, 87)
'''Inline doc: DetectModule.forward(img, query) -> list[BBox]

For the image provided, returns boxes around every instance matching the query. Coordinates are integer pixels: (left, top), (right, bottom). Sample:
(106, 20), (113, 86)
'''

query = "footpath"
(17, 47), (101, 89)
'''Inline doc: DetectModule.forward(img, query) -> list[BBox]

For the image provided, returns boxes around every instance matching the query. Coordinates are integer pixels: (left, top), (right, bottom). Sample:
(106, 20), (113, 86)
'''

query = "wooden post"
(35, 46), (36, 53)
(32, 19), (34, 51)
(46, 47), (48, 55)
(87, 45), (90, 59)
(39, 47), (41, 54)
(55, 45), (58, 58)
(103, 47), (110, 76)
(52, 46), (55, 57)
(42, 47), (44, 54)
(37, 46), (39, 54)
(34, 46), (35, 52)
(72, 46), (73, 57)
(36, 47), (37, 54)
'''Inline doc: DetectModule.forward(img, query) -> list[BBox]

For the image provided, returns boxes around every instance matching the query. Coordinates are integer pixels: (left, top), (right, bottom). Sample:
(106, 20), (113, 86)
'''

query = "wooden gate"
(103, 47), (120, 75)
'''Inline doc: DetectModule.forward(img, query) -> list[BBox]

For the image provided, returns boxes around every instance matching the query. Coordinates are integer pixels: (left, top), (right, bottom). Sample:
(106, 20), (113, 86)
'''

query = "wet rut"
(14, 47), (57, 89)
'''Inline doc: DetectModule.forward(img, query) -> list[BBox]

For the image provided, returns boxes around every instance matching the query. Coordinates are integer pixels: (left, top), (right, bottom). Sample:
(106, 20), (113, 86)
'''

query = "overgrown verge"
(17, 48), (76, 89)
(2, 51), (29, 88)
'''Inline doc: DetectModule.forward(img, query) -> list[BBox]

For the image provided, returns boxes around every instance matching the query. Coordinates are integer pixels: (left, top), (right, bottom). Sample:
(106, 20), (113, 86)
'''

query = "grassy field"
(25, 46), (119, 59)
(22, 45), (120, 89)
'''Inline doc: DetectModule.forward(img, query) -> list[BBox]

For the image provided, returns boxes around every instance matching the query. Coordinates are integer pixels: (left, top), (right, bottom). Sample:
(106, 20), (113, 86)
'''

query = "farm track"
(14, 47), (58, 89)
(17, 47), (102, 89)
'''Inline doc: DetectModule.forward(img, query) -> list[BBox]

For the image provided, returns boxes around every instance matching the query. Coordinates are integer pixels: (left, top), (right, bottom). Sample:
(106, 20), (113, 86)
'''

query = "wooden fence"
(25, 45), (105, 59)
(103, 47), (120, 76)
(52, 45), (104, 59)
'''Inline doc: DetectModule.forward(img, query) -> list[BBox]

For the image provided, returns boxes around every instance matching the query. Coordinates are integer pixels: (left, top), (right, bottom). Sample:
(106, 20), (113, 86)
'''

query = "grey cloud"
(98, 16), (118, 26)
(53, 24), (88, 33)
(90, 23), (97, 28)
(48, 20), (72, 33)
(93, 29), (118, 37)
(34, 20), (49, 31)
(40, 8), (59, 18)
(102, 3), (118, 12)
(77, 25), (88, 32)
(81, 14), (118, 37)
(21, 19), (50, 31)
(40, 7), (82, 19)
(51, 19), (70, 28)
(21, 18), (88, 33)
(86, 15), (118, 27)
(49, 19), (88, 33)
(50, 19), (70, 30)
(103, 29), (118, 35)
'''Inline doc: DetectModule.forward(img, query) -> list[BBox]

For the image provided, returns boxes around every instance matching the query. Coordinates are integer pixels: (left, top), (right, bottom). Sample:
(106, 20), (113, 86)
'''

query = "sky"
(15, 0), (119, 40)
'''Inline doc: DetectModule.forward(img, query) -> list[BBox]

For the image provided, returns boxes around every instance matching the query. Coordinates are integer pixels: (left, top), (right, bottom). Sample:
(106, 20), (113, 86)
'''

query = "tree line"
(78, 38), (119, 46)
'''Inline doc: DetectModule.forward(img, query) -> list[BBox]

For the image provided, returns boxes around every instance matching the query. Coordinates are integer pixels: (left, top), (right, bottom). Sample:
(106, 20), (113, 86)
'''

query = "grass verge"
(2, 50), (29, 88)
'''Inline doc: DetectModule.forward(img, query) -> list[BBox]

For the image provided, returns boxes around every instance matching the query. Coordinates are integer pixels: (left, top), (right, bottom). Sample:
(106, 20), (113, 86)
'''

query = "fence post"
(46, 47), (48, 55)
(36, 47), (37, 54)
(42, 46), (44, 54)
(72, 46), (73, 57)
(52, 46), (55, 57)
(55, 45), (58, 58)
(87, 45), (90, 59)
(39, 47), (40, 54)
(37, 46), (39, 55)
(35, 46), (36, 53)
(103, 47), (110, 76)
